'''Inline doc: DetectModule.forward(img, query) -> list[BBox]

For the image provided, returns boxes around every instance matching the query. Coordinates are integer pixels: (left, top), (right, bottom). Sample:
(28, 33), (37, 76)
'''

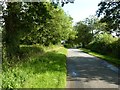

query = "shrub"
(88, 33), (118, 56)
(111, 38), (120, 58)
(64, 43), (73, 48)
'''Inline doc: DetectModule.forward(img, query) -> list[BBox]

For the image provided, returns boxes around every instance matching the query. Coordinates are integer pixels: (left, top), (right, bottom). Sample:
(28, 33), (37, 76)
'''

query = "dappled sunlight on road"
(66, 49), (119, 88)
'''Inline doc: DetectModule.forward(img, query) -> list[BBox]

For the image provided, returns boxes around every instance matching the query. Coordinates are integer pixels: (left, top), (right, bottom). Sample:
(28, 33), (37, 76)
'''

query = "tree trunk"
(4, 9), (20, 59)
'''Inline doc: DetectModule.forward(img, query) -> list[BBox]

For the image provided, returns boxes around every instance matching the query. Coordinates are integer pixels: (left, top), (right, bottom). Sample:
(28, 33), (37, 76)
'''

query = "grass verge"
(2, 45), (67, 88)
(80, 48), (120, 67)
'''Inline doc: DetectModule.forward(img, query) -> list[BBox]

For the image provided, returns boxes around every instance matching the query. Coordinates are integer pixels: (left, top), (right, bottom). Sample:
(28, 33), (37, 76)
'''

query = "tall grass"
(2, 45), (67, 88)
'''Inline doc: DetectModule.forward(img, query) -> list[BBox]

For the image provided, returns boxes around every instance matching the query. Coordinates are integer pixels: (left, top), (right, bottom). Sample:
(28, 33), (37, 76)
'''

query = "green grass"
(2, 45), (67, 88)
(80, 48), (120, 67)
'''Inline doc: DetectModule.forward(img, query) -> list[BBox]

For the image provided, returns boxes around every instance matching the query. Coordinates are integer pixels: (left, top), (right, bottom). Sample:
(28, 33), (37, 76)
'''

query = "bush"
(64, 43), (73, 48)
(111, 38), (120, 58)
(87, 33), (118, 57)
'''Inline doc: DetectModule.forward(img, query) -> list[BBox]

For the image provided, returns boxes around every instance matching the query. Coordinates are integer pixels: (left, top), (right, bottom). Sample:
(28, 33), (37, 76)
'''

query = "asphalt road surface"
(66, 49), (119, 88)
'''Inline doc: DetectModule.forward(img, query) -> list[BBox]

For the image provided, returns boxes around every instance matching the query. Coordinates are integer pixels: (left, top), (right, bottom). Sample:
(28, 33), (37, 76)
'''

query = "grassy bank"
(80, 48), (120, 67)
(2, 45), (67, 88)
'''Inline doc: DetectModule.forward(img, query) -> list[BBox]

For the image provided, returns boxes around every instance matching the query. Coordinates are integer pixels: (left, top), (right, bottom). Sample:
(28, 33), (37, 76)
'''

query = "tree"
(51, 0), (75, 7)
(96, 1), (120, 35)
(20, 4), (73, 46)
(1, 0), (76, 59)
(2, 2), (51, 58)
(74, 21), (93, 47)
(83, 15), (107, 36)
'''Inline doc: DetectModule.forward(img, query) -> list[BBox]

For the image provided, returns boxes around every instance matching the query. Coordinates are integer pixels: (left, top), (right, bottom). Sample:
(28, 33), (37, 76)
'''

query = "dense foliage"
(2, 2), (50, 58)
(1, 1), (73, 88)
(74, 21), (93, 48)
(111, 38), (120, 58)
(2, 2), (73, 59)
(73, 16), (105, 48)
(97, 1), (120, 35)
(87, 33), (119, 58)
(73, 15), (120, 59)
(20, 6), (73, 46)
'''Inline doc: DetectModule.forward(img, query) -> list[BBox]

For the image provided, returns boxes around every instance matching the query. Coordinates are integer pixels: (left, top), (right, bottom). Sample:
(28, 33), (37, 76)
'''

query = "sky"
(62, 0), (102, 25)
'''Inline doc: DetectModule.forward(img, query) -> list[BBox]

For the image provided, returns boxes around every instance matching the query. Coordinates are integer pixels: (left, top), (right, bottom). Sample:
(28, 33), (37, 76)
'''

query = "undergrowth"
(2, 45), (67, 88)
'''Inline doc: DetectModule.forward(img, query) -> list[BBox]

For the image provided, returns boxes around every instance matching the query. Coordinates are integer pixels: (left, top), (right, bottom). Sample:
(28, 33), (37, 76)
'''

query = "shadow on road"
(67, 56), (119, 85)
